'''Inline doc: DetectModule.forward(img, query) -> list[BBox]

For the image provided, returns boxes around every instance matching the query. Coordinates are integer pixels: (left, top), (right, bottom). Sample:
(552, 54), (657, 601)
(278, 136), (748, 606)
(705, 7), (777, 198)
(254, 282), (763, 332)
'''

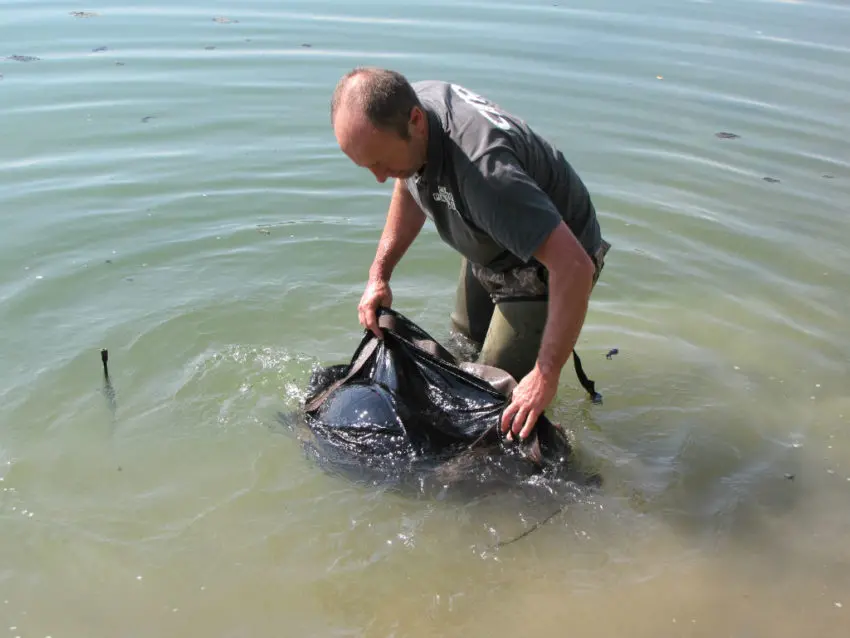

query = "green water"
(2, 0), (849, 635)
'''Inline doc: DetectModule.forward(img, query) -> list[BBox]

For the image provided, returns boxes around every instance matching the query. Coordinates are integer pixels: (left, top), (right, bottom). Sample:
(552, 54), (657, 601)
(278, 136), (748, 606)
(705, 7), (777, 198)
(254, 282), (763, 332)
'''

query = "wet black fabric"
(300, 308), (574, 488)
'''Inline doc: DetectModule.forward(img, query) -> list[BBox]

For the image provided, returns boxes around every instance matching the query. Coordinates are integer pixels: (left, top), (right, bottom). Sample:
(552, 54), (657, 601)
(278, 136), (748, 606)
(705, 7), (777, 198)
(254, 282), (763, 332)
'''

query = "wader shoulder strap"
(572, 350), (602, 404)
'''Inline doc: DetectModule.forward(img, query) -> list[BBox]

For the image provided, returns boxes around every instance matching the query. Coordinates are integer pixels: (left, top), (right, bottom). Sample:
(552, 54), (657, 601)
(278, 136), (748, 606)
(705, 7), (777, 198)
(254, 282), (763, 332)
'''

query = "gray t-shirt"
(405, 80), (602, 272)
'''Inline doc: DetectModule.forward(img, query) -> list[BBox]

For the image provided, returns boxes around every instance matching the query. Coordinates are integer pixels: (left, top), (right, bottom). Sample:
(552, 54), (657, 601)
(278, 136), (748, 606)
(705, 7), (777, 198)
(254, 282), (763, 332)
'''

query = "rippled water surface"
(2, 0), (849, 636)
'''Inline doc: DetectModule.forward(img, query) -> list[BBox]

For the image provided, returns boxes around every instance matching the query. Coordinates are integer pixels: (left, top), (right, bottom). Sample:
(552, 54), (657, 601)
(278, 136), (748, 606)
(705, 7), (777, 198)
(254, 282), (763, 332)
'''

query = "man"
(330, 67), (610, 442)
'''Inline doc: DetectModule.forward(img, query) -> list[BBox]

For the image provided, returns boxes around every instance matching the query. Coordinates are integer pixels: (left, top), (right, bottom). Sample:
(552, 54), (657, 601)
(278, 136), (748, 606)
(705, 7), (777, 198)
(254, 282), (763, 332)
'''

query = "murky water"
(1, 0), (849, 635)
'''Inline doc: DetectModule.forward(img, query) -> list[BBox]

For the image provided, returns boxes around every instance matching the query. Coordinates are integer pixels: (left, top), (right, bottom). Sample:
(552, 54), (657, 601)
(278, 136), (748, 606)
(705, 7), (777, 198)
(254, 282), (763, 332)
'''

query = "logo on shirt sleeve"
(450, 84), (512, 131)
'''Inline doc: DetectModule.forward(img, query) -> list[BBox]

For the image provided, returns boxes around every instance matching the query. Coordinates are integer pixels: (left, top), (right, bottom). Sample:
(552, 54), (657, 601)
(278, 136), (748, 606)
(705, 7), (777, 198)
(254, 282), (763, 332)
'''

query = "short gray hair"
(331, 67), (423, 139)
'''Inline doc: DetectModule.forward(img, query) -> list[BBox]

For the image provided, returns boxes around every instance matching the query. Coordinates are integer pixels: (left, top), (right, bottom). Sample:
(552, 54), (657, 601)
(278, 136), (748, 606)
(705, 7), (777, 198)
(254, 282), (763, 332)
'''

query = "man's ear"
(409, 106), (425, 133)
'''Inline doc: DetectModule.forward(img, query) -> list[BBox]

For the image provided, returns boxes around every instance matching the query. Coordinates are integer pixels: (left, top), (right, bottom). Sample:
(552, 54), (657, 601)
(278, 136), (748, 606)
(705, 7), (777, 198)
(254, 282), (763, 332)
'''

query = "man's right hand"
(358, 278), (393, 338)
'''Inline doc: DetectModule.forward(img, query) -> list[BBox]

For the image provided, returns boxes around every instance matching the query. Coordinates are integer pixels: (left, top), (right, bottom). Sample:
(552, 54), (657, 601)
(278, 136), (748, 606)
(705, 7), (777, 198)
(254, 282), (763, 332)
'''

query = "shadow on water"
(568, 370), (814, 567)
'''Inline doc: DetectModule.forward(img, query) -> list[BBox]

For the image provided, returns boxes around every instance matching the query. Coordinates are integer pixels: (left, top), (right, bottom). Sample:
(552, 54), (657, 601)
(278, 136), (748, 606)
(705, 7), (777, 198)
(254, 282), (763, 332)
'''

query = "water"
(2, 0), (849, 635)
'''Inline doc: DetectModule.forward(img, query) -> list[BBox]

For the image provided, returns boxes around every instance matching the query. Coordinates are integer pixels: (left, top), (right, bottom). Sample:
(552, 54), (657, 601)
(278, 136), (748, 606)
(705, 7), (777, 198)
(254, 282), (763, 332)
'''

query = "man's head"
(331, 67), (429, 183)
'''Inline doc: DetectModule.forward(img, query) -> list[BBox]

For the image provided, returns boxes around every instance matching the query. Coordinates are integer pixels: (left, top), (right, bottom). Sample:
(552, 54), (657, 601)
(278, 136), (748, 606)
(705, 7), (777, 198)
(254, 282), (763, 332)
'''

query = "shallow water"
(2, 0), (849, 636)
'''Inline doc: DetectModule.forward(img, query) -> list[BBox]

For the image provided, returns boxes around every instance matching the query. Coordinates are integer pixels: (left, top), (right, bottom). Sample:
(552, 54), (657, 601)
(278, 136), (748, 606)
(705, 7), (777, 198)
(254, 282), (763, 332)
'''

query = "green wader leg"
(474, 239), (611, 383)
(476, 300), (548, 383)
(451, 238), (610, 384)
(450, 258), (494, 348)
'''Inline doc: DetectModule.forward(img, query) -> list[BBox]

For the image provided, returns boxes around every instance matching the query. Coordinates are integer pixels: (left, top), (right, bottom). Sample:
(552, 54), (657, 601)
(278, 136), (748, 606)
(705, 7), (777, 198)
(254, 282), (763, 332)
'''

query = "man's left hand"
(500, 365), (559, 441)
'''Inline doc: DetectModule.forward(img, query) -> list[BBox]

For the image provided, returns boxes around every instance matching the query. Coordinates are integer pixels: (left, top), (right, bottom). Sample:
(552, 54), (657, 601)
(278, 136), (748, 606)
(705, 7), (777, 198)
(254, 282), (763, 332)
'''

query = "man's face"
(334, 106), (427, 183)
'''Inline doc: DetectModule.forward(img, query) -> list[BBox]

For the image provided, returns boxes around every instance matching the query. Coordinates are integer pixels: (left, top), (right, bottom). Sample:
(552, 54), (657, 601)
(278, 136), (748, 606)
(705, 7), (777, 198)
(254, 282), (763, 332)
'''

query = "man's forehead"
(335, 105), (373, 138)
(336, 110), (386, 159)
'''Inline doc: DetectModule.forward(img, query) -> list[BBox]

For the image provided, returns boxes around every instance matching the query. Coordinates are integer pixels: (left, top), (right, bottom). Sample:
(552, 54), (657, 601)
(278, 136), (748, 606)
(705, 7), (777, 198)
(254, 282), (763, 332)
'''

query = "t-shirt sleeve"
(458, 149), (562, 264)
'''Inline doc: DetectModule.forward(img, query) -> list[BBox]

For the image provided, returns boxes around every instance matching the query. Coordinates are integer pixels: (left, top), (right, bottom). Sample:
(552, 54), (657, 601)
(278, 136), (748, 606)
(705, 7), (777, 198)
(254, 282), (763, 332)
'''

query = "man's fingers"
(511, 406), (530, 438)
(364, 306), (383, 339)
(518, 409), (540, 441)
(501, 402), (518, 435)
(365, 312), (377, 336)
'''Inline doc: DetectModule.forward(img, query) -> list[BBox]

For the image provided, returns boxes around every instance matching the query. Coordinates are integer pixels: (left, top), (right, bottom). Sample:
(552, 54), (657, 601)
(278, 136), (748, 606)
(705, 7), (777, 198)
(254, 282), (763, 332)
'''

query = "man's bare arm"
(500, 221), (596, 440)
(359, 179), (427, 337)
(369, 179), (426, 282)
(533, 222), (595, 379)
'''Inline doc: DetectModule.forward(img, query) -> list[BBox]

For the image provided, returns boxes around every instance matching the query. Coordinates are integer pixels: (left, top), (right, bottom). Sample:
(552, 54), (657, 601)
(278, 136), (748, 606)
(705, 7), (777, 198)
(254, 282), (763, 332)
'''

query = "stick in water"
(101, 348), (117, 419)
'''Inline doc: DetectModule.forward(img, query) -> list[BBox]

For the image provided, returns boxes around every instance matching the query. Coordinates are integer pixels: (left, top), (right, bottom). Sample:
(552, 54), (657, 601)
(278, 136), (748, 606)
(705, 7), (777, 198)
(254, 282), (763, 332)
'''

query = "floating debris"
(763, 176), (780, 183)
(257, 226), (271, 235)
(606, 348), (619, 360)
(141, 115), (155, 123)
(70, 11), (98, 18)
(823, 174), (834, 179)
(7, 55), (40, 62)
(204, 45), (216, 50)
(715, 131), (740, 139)
(301, 43), (312, 48)
(92, 46), (108, 52)
(785, 474), (795, 481)
(115, 62), (125, 66)
(213, 16), (238, 23)
(656, 75), (663, 80)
